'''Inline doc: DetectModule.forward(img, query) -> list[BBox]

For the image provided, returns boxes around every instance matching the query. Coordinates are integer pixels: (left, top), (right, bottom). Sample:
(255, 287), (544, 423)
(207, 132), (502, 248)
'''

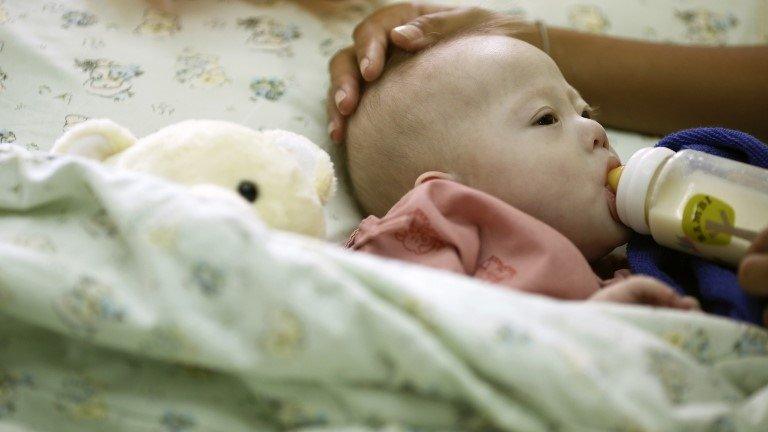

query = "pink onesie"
(346, 179), (606, 300)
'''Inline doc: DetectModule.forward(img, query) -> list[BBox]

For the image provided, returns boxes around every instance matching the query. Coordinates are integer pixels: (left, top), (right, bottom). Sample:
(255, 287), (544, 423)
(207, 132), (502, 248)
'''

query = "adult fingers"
(352, 19), (389, 82)
(328, 46), (361, 117)
(739, 228), (768, 295)
(739, 253), (768, 296)
(352, 3), (454, 81)
(325, 87), (346, 144)
(390, 7), (501, 51)
(748, 227), (768, 253)
(327, 46), (362, 143)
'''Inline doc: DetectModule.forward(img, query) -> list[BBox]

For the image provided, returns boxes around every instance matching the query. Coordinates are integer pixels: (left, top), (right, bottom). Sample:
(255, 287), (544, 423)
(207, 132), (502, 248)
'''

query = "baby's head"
(346, 32), (630, 261)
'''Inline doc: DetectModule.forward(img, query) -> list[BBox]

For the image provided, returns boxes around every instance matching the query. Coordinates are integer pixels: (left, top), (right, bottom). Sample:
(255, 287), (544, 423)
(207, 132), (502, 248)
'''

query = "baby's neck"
(590, 246), (629, 279)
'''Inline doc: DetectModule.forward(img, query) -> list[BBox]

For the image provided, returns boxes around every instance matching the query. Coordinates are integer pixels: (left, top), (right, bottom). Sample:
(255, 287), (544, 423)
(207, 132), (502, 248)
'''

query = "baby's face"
(428, 36), (630, 260)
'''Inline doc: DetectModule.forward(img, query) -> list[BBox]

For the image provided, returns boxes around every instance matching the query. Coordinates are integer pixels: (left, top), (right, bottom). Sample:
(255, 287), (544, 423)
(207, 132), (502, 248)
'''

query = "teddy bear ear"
(51, 119), (136, 161)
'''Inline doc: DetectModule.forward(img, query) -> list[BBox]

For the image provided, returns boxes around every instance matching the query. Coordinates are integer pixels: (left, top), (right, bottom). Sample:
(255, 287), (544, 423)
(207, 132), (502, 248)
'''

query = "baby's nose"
(593, 137), (603, 149)
(592, 127), (609, 151)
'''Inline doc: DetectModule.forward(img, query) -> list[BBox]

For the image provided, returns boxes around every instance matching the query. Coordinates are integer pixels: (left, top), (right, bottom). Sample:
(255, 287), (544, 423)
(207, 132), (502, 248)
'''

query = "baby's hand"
(589, 276), (701, 311)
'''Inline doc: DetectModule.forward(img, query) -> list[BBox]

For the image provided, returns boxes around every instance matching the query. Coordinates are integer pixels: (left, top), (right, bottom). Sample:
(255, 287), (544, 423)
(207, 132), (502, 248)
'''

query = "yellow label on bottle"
(682, 194), (735, 245)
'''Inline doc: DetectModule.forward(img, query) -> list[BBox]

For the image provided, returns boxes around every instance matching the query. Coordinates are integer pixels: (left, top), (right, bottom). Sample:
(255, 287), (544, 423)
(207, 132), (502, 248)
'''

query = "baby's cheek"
(541, 164), (587, 205)
(545, 173), (602, 236)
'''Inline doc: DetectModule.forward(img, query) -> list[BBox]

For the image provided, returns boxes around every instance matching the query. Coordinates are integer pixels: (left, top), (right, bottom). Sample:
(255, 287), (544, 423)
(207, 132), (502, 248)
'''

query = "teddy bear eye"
(236, 180), (259, 202)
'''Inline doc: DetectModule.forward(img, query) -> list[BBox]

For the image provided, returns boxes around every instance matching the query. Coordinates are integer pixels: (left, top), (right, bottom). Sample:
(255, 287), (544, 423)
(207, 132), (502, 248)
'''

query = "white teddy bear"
(52, 119), (335, 237)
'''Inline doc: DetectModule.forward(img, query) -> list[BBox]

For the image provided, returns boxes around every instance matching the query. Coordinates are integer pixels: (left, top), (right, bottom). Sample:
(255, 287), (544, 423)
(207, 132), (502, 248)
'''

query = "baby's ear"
(51, 119), (136, 161)
(414, 171), (456, 186)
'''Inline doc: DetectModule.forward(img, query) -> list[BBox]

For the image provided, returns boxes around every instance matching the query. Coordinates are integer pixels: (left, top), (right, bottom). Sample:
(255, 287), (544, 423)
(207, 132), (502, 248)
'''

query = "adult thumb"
(390, 7), (496, 51)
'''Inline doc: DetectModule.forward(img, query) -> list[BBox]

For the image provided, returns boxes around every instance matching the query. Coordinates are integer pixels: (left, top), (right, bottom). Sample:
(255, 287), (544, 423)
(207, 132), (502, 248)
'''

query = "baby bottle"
(607, 148), (768, 267)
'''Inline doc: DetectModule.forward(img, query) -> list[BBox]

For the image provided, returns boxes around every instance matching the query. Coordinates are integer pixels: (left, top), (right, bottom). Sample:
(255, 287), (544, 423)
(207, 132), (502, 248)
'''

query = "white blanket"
(1, 145), (767, 431)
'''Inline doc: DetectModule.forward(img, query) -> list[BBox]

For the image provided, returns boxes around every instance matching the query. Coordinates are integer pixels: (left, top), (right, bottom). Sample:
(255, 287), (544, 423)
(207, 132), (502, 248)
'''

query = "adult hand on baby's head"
(589, 276), (701, 311)
(327, 3), (452, 143)
(326, 3), (532, 143)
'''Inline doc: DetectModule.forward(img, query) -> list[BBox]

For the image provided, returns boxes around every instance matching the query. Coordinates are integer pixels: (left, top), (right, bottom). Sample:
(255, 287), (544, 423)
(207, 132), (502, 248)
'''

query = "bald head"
(346, 34), (562, 216)
(345, 33), (629, 262)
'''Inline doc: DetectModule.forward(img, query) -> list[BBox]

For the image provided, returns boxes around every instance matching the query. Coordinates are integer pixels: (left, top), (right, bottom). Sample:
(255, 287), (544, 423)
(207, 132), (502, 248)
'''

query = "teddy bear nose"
(236, 180), (259, 202)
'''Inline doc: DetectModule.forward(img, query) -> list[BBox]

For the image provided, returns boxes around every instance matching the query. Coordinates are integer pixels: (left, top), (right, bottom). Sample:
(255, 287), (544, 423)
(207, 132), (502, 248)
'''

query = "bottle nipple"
(607, 166), (624, 193)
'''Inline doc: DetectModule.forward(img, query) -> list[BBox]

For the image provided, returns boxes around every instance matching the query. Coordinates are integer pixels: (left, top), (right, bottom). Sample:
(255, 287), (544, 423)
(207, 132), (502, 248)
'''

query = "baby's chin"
(610, 222), (633, 248)
(578, 215), (632, 262)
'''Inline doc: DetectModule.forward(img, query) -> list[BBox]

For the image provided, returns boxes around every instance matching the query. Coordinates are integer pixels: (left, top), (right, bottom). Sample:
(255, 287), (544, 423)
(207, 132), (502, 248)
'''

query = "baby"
(344, 27), (700, 310)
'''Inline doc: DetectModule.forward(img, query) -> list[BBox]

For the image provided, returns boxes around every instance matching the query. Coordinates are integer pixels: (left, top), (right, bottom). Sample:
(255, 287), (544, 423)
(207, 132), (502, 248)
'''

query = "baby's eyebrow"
(566, 87), (580, 101)
(566, 86), (588, 106)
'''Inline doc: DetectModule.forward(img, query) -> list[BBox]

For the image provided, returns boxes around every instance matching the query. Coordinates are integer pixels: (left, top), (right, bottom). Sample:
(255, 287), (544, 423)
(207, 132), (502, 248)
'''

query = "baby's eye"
(581, 109), (591, 119)
(535, 113), (558, 126)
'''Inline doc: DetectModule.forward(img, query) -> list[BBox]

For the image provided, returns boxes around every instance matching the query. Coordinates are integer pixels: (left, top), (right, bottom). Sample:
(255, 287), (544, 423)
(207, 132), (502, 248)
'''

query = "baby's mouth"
(605, 187), (620, 223)
(604, 156), (622, 224)
(604, 156), (622, 186)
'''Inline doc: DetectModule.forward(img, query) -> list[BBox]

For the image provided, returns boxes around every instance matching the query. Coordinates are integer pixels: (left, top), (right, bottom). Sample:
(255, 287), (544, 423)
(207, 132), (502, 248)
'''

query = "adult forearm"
(547, 27), (768, 141)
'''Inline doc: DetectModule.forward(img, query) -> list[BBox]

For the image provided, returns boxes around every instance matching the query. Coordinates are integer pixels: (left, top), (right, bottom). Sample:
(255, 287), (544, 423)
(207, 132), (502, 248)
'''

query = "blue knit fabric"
(626, 127), (768, 326)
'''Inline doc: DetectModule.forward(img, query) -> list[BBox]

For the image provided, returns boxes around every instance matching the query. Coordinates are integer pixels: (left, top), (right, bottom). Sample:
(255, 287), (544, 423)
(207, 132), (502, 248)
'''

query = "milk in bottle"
(608, 148), (768, 267)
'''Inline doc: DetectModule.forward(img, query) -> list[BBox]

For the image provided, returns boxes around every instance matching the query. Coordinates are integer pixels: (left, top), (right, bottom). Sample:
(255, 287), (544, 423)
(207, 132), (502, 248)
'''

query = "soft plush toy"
(52, 119), (335, 237)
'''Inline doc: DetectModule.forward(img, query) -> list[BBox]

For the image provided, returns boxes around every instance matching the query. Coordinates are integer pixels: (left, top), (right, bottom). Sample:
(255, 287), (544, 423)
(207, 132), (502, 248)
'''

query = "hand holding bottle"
(740, 229), (768, 293)
(738, 228), (768, 325)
